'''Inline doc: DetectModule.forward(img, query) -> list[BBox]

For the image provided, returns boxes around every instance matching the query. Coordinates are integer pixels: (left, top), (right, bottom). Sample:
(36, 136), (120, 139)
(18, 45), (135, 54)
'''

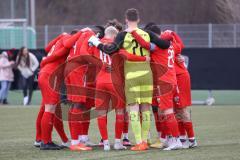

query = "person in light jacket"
(16, 47), (39, 105)
(0, 51), (15, 104)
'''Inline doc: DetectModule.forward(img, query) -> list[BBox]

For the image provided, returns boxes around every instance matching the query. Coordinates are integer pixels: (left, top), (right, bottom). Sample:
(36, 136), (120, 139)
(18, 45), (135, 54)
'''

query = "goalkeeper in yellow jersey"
(88, 8), (170, 151)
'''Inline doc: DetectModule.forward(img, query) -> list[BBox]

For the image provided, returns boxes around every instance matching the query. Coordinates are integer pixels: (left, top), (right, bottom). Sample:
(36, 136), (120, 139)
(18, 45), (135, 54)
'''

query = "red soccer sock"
(81, 111), (90, 135)
(35, 103), (45, 141)
(153, 111), (161, 133)
(160, 120), (168, 139)
(97, 115), (108, 140)
(54, 104), (68, 143)
(54, 116), (68, 143)
(115, 114), (124, 139)
(123, 111), (129, 134)
(69, 108), (82, 140)
(165, 113), (180, 137)
(183, 121), (195, 139)
(41, 112), (54, 144)
(178, 121), (186, 137)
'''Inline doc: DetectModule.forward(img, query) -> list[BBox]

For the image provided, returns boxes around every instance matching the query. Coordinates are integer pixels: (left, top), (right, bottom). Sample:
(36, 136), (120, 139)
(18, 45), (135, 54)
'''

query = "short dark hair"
(70, 29), (78, 35)
(125, 8), (139, 21)
(144, 22), (161, 35)
(105, 19), (123, 32)
(93, 25), (105, 39)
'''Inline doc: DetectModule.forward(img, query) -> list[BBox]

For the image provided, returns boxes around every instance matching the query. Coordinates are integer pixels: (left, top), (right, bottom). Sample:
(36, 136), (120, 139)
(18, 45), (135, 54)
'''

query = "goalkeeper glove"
(88, 35), (101, 47)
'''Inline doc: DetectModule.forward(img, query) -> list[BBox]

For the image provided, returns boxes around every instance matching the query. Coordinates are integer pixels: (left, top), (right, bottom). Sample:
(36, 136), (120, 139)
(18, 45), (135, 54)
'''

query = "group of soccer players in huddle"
(34, 8), (197, 151)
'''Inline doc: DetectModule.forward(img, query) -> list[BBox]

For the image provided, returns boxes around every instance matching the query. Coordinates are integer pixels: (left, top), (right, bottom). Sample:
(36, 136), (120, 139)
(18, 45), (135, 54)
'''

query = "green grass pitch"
(0, 105), (240, 160)
(0, 90), (240, 160)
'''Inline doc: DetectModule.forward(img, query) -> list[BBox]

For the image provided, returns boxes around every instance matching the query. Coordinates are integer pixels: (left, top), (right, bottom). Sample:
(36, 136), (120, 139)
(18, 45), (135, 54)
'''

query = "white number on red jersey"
(99, 50), (111, 65)
(167, 46), (175, 68)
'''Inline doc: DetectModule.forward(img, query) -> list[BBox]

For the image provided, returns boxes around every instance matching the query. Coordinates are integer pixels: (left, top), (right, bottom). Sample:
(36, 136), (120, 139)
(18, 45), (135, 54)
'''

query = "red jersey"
(172, 32), (188, 75)
(90, 38), (147, 84)
(131, 31), (180, 85)
(64, 31), (83, 59)
(65, 29), (95, 59)
(91, 38), (114, 84)
(64, 30), (96, 79)
(40, 34), (70, 74)
(45, 33), (66, 53)
(151, 42), (180, 85)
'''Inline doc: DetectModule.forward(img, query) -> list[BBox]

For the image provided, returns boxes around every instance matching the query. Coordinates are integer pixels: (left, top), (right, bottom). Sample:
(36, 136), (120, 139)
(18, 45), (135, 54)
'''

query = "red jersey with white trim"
(40, 34), (70, 74)
(91, 38), (114, 84)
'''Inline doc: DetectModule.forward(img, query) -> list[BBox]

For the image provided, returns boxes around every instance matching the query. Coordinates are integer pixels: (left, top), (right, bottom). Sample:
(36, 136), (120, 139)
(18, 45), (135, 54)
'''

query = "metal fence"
(36, 24), (240, 49)
(1, 23), (240, 49)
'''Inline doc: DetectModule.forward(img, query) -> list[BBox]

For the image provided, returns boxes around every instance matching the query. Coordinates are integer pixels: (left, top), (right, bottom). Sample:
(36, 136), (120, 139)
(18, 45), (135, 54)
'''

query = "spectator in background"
(16, 47), (39, 105)
(0, 51), (15, 104)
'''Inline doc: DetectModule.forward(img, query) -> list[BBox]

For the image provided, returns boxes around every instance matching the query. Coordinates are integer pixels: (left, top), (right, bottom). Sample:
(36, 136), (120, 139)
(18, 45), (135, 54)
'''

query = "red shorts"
(174, 72), (192, 108)
(38, 72), (60, 105)
(95, 82), (125, 110)
(152, 83), (176, 110)
(65, 68), (86, 103)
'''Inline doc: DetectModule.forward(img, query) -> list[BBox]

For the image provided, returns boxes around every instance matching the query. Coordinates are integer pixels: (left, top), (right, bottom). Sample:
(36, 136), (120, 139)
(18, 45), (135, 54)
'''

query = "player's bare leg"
(175, 108), (197, 148)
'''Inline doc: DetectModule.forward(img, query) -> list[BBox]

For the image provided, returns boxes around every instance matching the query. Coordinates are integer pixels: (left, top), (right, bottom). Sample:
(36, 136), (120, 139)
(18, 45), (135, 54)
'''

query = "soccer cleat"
(160, 138), (168, 147)
(147, 139), (152, 145)
(34, 140), (41, 147)
(99, 139), (104, 146)
(189, 139), (198, 148)
(69, 143), (92, 151)
(114, 142), (127, 150)
(180, 139), (189, 149)
(103, 143), (111, 151)
(163, 137), (183, 151)
(40, 142), (61, 150)
(130, 143), (148, 151)
(122, 138), (131, 146)
(142, 142), (149, 149)
(82, 139), (97, 147)
(150, 139), (164, 149)
(60, 141), (71, 149)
